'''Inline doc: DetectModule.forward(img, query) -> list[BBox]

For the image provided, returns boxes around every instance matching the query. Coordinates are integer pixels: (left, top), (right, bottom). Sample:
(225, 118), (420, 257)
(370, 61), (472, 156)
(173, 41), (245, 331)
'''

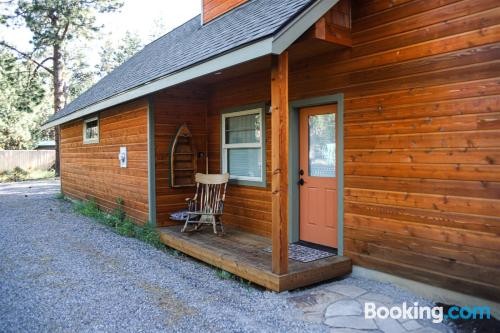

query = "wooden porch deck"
(157, 225), (352, 291)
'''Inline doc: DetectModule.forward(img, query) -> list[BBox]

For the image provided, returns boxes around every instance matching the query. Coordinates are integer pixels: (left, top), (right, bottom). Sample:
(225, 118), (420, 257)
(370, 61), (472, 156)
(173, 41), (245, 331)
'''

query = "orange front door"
(299, 104), (338, 248)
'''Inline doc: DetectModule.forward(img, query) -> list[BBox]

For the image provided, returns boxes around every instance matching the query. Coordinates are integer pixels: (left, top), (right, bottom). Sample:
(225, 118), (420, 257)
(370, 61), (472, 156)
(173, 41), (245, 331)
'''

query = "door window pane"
(308, 113), (335, 177)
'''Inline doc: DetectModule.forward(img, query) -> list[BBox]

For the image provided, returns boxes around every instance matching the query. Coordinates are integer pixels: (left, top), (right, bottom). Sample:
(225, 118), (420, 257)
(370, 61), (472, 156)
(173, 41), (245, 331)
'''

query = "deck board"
(157, 225), (352, 291)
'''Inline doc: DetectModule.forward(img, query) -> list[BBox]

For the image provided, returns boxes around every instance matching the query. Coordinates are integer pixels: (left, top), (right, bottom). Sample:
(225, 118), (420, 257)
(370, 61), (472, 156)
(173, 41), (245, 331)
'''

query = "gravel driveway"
(0, 180), (324, 333)
(0, 180), (461, 333)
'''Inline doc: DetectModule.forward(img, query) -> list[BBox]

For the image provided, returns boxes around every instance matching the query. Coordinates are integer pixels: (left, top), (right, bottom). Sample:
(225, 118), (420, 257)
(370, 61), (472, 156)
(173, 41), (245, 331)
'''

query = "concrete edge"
(351, 265), (500, 318)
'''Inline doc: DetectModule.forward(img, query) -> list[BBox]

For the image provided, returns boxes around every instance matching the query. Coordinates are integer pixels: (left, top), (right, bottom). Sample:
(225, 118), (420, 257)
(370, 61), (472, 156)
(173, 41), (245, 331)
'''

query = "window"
(222, 107), (265, 185)
(83, 117), (99, 144)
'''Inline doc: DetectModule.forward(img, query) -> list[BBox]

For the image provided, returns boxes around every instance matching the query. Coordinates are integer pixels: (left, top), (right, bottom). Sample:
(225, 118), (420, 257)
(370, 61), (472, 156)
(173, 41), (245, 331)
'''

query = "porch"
(158, 225), (352, 291)
(150, 6), (354, 290)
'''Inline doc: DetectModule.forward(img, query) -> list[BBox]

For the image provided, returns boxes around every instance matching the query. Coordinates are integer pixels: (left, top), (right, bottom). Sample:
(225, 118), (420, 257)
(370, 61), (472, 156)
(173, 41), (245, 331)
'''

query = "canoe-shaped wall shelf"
(170, 123), (197, 187)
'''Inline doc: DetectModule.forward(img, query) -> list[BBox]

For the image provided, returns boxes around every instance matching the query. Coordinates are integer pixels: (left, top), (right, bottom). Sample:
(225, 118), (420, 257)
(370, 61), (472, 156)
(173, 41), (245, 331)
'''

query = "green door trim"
(147, 96), (157, 226)
(288, 93), (344, 255)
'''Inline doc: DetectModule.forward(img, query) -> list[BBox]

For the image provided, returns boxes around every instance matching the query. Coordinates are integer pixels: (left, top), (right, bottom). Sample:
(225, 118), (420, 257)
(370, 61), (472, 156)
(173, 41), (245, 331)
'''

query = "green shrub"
(12, 166), (28, 178)
(0, 167), (28, 182)
(115, 218), (136, 237)
(0, 168), (54, 183)
(73, 198), (101, 219)
(100, 212), (120, 228)
(112, 197), (126, 223)
(67, 196), (255, 288)
(70, 197), (168, 251)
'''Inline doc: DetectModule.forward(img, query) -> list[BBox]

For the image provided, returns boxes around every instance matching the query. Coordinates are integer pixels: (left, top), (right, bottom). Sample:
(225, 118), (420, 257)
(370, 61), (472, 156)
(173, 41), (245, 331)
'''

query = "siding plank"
(60, 99), (149, 223)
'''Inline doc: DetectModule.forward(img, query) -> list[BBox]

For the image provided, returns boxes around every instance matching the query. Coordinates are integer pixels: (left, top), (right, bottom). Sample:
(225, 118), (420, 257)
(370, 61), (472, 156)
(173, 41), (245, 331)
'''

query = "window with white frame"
(222, 108), (264, 184)
(83, 117), (99, 144)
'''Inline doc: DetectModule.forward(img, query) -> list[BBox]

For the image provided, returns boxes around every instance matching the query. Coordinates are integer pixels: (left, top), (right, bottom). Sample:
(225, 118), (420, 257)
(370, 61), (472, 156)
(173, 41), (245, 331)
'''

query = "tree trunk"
(53, 44), (64, 177)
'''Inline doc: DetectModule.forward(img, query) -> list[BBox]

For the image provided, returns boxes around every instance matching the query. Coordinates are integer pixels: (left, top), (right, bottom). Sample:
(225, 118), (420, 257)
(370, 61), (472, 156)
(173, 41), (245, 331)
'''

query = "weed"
(70, 196), (168, 251)
(113, 197), (126, 223)
(100, 212), (119, 228)
(116, 218), (136, 237)
(170, 249), (183, 257)
(135, 223), (165, 249)
(216, 269), (234, 280)
(55, 192), (65, 200)
(239, 277), (253, 289)
(215, 269), (253, 287)
(67, 196), (256, 290)
(73, 198), (101, 219)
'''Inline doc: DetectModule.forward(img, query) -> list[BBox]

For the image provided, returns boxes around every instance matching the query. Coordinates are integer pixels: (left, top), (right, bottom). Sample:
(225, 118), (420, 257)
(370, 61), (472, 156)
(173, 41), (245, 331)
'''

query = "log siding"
(286, 0), (500, 300)
(59, 99), (150, 223)
(152, 86), (209, 226)
(58, 0), (500, 300)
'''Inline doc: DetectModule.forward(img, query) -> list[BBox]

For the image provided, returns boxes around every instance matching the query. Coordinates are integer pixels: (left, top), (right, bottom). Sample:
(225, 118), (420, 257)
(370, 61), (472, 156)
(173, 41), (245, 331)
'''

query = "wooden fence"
(0, 150), (55, 172)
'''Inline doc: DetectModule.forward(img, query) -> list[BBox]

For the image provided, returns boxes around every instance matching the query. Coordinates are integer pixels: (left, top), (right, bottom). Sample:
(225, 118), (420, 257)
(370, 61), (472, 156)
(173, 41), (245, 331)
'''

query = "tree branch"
(0, 41), (54, 75)
(59, 21), (70, 41)
(33, 56), (53, 76)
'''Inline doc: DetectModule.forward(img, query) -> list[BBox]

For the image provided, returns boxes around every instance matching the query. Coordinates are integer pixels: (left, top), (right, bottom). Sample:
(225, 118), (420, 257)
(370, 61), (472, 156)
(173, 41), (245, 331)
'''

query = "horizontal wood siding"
(208, 72), (273, 237)
(58, 0), (499, 299)
(153, 86), (208, 226)
(287, 0), (500, 300)
(203, 0), (248, 24)
(60, 99), (149, 223)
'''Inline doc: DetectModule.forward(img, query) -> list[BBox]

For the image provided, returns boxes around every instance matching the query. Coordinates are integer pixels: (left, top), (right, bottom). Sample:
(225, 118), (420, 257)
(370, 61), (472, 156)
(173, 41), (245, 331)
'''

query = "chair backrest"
(194, 173), (229, 213)
(195, 173), (229, 185)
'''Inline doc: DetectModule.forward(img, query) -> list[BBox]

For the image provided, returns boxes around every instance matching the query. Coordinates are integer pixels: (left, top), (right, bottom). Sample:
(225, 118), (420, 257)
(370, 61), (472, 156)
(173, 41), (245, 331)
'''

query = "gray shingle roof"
(49, 0), (315, 123)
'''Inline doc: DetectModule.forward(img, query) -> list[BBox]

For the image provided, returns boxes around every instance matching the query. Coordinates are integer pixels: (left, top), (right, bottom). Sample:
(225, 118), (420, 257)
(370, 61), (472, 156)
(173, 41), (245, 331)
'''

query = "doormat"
(263, 243), (336, 263)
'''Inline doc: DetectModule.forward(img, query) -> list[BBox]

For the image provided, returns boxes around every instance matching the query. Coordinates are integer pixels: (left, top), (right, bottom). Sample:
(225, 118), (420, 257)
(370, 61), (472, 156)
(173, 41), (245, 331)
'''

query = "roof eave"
(41, 38), (273, 130)
(272, 0), (339, 54)
(42, 0), (339, 130)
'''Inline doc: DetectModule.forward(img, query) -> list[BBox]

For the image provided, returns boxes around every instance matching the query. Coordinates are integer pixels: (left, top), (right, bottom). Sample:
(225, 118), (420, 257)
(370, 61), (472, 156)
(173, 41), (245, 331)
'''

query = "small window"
(222, 108), (265, 185)
(83, 117), (99, 144)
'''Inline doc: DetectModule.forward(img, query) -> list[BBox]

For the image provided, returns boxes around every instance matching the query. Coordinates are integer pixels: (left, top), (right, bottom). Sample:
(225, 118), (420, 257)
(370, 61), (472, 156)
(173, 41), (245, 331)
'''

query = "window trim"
(221, 103), (267, 187)
(83, 116), (99, 144)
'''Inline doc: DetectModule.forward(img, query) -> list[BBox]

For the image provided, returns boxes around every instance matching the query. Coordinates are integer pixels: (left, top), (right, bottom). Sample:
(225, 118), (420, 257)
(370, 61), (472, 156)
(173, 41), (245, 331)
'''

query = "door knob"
(298, 178), (305, 186)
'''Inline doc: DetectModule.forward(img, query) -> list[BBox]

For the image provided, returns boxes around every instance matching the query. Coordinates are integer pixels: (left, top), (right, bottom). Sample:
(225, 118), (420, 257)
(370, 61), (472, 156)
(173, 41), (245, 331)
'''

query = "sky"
(0, 0), (201, 64)
(96, 0), (200, 44)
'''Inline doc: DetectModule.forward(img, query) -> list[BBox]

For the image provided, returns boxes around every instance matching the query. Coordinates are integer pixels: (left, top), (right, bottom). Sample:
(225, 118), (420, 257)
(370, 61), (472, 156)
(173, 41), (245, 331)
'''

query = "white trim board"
(42, 0), (339, 130)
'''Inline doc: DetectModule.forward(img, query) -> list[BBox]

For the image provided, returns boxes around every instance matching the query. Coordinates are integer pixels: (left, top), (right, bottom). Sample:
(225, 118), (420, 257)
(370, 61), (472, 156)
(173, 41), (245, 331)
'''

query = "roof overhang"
(42, 0), (339, 130)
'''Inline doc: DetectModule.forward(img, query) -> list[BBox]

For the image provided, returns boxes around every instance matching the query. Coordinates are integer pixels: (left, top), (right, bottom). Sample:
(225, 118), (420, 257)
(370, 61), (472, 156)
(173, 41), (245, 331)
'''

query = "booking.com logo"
(365, 302), (491, 323)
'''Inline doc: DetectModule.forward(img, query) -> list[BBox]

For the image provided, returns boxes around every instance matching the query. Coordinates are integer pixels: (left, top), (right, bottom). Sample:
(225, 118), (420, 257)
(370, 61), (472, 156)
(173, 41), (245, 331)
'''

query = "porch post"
(271, 52), (289, 275)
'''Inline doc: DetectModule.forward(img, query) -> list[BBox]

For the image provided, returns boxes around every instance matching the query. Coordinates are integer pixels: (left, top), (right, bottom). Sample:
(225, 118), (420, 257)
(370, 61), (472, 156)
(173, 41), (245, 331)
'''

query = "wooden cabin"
(43, 0), (500, 301)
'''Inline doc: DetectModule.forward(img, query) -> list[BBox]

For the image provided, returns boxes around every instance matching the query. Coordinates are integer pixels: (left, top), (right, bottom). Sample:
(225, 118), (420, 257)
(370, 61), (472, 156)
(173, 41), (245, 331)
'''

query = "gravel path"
(0, 180), (321, 333)
(0, 180), (457, 333)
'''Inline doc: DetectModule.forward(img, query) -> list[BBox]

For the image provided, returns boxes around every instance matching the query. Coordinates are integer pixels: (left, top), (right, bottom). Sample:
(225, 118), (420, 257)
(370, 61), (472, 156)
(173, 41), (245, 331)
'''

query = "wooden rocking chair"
(181, 173), (229, 235)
